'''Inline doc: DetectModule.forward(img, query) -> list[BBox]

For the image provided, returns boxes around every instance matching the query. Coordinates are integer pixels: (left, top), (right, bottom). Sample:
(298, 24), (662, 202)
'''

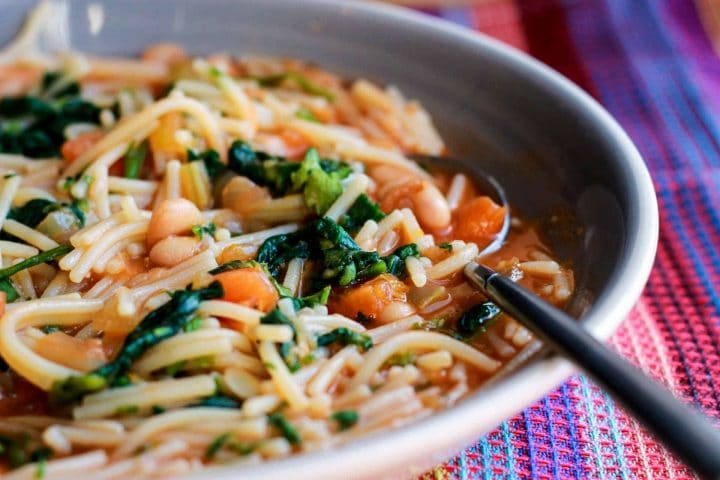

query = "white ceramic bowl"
(1, 1), (659, 478)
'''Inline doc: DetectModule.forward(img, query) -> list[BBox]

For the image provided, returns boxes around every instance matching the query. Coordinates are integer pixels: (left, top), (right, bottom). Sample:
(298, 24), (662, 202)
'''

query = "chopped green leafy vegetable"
(456, 302), (502, 338)
(288, 285), (331, 310)
(385, 351), (416, 367)
(260, 308), (296, 335)
(188, 148), (225, 181)
(0, 279), (19, 302)
(268, 412), (301, 445)
(123, 141), (148, 179)
(291, 148), (343, 215)
(4, 198), (85, 234)
(192, 395), (241, 409)
(205, 433), (230, 459)
(438, 242), (453, 252)
(339, 193), (386, 232)
(316, 327), (373, 351)
(331, 410), (359, 430)
(191, 223), (217, 239)
(0, 434), (51, 470)
(258, 217), (419, 287)
(114, 404), (139, 416)
(254, 71), (335, 101)
(40, 325), (61, 334)
(51, 282), (224, 404)
(0, 72), (101, 158)
(295, 106), (318, 122)
(225, 142), (351, 214)
(0, 245), (72, 284)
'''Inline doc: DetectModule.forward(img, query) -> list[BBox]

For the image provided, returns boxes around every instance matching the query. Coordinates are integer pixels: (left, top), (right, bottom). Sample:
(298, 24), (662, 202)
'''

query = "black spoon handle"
(465, 263), (720, 480)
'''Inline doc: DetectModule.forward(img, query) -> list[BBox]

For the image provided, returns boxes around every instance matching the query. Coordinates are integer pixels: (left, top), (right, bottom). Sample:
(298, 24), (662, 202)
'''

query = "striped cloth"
(408, 1), (720, 479)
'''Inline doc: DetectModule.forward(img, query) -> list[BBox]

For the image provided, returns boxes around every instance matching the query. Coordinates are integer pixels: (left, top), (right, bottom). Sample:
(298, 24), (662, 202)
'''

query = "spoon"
(411, 154), (720, 479)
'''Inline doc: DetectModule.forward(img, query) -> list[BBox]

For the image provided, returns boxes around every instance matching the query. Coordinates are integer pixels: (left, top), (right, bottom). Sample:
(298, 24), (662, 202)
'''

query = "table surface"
(403, 1), (720, 479)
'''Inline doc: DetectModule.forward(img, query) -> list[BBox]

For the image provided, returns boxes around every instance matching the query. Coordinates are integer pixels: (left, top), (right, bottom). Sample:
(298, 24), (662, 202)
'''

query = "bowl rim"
(188, 1), (658, 477)
(5, 0), (659, 477)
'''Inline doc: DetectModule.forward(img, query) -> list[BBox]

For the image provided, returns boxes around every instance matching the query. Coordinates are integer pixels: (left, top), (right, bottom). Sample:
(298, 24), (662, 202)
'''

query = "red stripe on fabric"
(516, 0), (599, 98)
(469, 1), (529, 52)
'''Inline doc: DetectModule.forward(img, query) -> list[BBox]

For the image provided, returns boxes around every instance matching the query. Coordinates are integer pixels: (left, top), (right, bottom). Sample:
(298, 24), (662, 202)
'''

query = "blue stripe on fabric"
(600, 392), (630, 480)
(541, 396), (562, 478)
(479, 436), (492, 480)
(439, 7), (473, 29)
(577, 376), (607, 478)
(458, 449), (468, 480)
(560, 381), (586, 479)
(521, 412), (538, 479)
(500, 421), (518, 480)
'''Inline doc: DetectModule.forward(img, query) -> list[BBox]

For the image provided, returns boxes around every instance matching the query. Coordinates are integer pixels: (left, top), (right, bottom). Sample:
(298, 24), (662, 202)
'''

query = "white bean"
(146, 198), (203, 248)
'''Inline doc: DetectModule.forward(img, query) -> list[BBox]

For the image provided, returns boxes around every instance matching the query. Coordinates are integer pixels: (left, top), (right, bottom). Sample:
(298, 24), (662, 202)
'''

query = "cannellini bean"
(149, 236), (202, 267)
(412, 182), (451, 230)
(372, 165), (451, 230)
(377, 301), (417, 325)
(221, 176), (271, 215)
(146, 198), (203, 247)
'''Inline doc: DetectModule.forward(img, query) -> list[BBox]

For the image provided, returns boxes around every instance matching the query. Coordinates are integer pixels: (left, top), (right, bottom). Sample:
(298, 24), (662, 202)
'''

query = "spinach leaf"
(7, 199), (57, 228)
(0, 72), (101, 158)
(0, 245), (71, 282)
(188, 148), (225, 181)
(268, 412), (301, 445)
(193, 395), (241, 409)
(254, 71), (335, 102)
(3, 198), (85, 239)
(226, 141), (351, 205)
(205, 433), (230, 459)
(316, 327), (373, 351)
(291, 148), (343, 215)
(288, 285), (331, 310)
(339, 193), (386, 233)
(123, 141), (148, 179)
(257, 217), (419, 287)
(331, 410), (359, 431)
(456, 302), (502, 338)
(0, 279), (18, 302)
(51, 282), (224, 404)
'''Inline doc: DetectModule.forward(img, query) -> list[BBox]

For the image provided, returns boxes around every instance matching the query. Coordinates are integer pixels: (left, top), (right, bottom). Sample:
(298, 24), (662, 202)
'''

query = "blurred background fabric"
(380, 1), (720, 479)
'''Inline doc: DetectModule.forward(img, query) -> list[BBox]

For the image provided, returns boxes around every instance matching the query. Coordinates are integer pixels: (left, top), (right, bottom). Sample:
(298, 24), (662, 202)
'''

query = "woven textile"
(409, 1), (720, 479)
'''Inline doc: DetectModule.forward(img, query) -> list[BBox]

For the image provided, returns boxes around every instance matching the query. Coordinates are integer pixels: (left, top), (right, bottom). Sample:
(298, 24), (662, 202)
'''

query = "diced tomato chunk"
(61, 130), (105, 163)
(213, 267), (279, 312)
(453, 196), (506, 247)
(329, 274), (409, 321)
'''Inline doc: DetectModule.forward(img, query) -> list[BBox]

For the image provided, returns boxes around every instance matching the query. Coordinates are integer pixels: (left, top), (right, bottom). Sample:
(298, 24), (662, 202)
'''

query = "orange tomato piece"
(329, 274), (409, 321)
(453, 196), (507, 246)
(213, 267), (279, 312)
(0, 291), (5, 317)
(61, 130), (105, 163)
(279, 128), (311, 159)
(149, 112), (186, 165)
(142, 43), (187, 67)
